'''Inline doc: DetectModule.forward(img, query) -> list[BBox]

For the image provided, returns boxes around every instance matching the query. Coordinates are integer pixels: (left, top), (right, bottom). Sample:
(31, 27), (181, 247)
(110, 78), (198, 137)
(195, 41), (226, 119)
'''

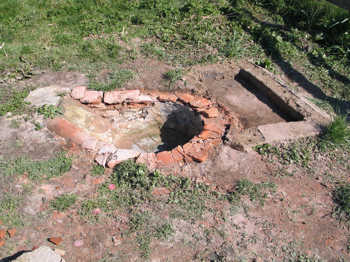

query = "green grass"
(0, 194), (23, 227)
(0, 89), (30, 116)
(50, 193), (77, 212)
(37, 104), (63, 119)
(164, 69), (183, 87)
(88, 69), (134, 92)
(333, 184), (350, 222)
(91, 164), (105, 176)
(234, 179), (276, 205)
(2, 151), (72, 181)
(320, 115), (350, 148)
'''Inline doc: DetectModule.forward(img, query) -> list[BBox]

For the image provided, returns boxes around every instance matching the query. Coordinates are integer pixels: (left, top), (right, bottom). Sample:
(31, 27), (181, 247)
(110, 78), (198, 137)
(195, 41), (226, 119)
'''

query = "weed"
(164, 69), (183, 86)
(0, 90), (30, 116)
(154, 223), (174, 240)
(37, 104), (63, 119)
(136, 232), (151, 258)
(0, 194), (23, 227)
(320, 115), (350, 148)
(50, 194), (77, 212)
(91, 165), (105, 176)
(3, 152), (72, 180)
(89, 70), (134, 92)
(10, 119), (21, 129)
(141, 43), (166, 59)
(256, 58), (275, 72)
(333, 184), (350, 221)
(234, 179), (276, 205)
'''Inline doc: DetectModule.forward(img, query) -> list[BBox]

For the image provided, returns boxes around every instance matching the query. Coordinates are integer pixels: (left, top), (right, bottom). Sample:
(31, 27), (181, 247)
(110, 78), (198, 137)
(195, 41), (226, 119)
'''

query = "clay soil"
(0, 59), (349, 262)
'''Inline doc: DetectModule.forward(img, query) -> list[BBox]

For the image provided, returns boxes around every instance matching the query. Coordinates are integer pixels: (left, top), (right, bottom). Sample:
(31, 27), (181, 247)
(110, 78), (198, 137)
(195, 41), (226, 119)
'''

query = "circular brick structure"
(47, 86), (241, 170)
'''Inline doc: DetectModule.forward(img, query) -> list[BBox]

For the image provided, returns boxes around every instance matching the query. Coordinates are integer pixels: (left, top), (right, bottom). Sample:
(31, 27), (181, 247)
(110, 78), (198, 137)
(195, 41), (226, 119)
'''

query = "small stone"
(48, 237), (63, 246)
(73, 240), (84, 247)
(201, 107), (219, 118)
(0, 240), (5, 247)
(54, 248), (66, 257)
(108, 184), (116, 191)
(112, 236), (122, 246)
(7, 228), (16, 238)
(92, 208), (101, 215)
(0, 229), (5, 240)
(158, 93), (178, 103)
(104, 90), (140, 104)
(80, 90), (103, 104)
(13, 246), (65, 262)
(71, 86), (87, 100)
(156, 151), (175, 166)
(94, 144), (118, 167)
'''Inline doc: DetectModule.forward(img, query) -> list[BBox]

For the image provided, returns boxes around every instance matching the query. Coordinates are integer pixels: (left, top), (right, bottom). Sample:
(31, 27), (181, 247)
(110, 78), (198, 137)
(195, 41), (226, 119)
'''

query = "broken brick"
(71, 86), (87, 100)
(202, 118), (225, 134)
(104, 90), (140, 104)
(175, 92), (195, 104)
(158, 93), (178, 103)
(183, 142), (211, 162)
(198, 130), (221, 139)
(80, 90), (103, 104)
(136, 153), (157, 170)
(201, 107), (219, 118)
(7, 228), (16, 238)
(171, 146), (185, 163)
(0, 229), (5, 240)
(156, 151), (175, 166)
(189, 97), (211, 108)
(48, 237), (63, 246)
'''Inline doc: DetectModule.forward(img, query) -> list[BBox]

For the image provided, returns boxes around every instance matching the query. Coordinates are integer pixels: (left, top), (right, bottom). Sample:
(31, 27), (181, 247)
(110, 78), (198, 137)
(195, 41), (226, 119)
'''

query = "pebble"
(74, 239), (84, 247)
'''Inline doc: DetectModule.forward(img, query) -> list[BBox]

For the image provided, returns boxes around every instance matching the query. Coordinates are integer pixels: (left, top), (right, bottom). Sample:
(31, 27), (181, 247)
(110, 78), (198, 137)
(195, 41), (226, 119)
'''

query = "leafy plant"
(164, 69), (183, 86)
(50, 194), (77, 211)
(37, 104), (63, 119)
(0, 90), (29, 116)
(91, 164), (105, 176)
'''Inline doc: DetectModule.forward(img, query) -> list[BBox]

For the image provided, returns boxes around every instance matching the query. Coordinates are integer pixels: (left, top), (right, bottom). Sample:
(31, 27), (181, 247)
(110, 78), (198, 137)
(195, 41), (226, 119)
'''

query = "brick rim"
(49, 87), (239, 169)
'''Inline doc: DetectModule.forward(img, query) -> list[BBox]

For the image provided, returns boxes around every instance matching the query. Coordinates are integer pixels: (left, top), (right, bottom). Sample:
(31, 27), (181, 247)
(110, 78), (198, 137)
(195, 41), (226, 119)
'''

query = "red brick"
(104, 90), (140, 104)
(48, 237), (63, 246)
(183, 142), (211, 162)
(171, 146), (185, 163)
(71, 86), (87, 100)
(189, 97), (212, 108)
(203, 118), (225, 134)
(0, 230), (5, 240)
(158, 93), (178, 103)
(201, 107), (219, 118)
(156, 151), (175, 166)
(47, 118), (91, 146)
(80, 90), (103, 104)
(0, 240), (4, 247)
(136, 153), (157, 170)
(7, 228), (16, 238)
(198, 130), (221, 139)
(175, 92), (195, 104)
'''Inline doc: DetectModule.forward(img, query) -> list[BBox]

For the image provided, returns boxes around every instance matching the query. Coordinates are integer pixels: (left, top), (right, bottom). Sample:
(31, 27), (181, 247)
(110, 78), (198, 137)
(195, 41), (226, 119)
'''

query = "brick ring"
(47, 86), (240, 170)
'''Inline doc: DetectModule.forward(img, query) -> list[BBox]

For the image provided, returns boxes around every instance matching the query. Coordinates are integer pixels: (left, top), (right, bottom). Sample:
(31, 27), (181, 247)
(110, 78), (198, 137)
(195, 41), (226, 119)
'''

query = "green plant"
(91, 165), (105, 176)
(164, 69), (183, 86)
(234, 179), (276, 205)
(50, 194), (77, 211)
(37, 104), (63, 119)
(154, 223), (174, 240)
(89, 70), (134, 92)
(320, 115), (350, 148)
(0, 194), (23, 227)
(333, 184), (350, 221)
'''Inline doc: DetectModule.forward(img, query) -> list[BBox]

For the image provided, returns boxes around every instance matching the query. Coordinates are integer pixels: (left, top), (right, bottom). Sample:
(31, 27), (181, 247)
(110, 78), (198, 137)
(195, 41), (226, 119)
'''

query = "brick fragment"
(0, 229), (5, 240)
(175, 92), (195, 104)
(201, 107), (219, 118)
(183, 142), (212, 162)
(48, 237), (63, 246)
(136, 153), (157, 170)
(71, 86), (87, 100)
(80, 90), (103, 104)
(189, 97), (211, 108)
(158, 93), (178, 103)
(198, 130), (221, 139)
(104, 90), (140, 104)
(156, 151), (175, 166)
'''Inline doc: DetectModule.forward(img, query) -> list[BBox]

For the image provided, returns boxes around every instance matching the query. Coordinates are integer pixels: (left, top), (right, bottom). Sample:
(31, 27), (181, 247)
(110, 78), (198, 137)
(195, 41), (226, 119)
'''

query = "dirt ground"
(0, 59), (349, 262)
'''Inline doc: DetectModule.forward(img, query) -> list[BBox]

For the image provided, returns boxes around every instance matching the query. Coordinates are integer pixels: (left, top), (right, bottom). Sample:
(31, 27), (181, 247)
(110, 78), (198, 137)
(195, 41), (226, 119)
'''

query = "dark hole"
(157, 103), (203, 152)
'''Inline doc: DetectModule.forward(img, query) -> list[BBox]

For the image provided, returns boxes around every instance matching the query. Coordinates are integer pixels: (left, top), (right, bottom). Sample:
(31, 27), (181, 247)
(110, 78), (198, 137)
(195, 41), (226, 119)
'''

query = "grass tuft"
(320, 115), (350, 148)
(333, 184), (350, 222)
(50, 194), (77, 212)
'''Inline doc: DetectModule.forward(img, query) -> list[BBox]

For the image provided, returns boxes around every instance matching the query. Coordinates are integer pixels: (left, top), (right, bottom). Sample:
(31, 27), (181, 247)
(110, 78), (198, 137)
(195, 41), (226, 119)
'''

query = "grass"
(0, 194), (23, 227)
(37, 104), (63, 119)
(91, 164), (105, 176)
(320, 115), (350, 148)
(2, 151), (72, 181)
(164, 69), (183, 87)
(234, 179), (276, 205)
(0, 89), (30, 116)
(333, 184), (350, 222)
(88, 70), (134, 92)
(50, 193), (77, 212)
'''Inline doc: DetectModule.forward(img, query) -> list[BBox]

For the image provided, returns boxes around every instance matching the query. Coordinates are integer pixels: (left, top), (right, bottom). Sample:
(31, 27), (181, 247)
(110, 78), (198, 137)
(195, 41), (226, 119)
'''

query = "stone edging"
(48, 86), (236, 170)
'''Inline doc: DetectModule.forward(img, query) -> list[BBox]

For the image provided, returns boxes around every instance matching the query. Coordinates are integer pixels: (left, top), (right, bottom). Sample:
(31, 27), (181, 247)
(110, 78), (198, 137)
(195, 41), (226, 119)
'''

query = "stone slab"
(13, 246), (65, 262)
(25, 85), (70, 107)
